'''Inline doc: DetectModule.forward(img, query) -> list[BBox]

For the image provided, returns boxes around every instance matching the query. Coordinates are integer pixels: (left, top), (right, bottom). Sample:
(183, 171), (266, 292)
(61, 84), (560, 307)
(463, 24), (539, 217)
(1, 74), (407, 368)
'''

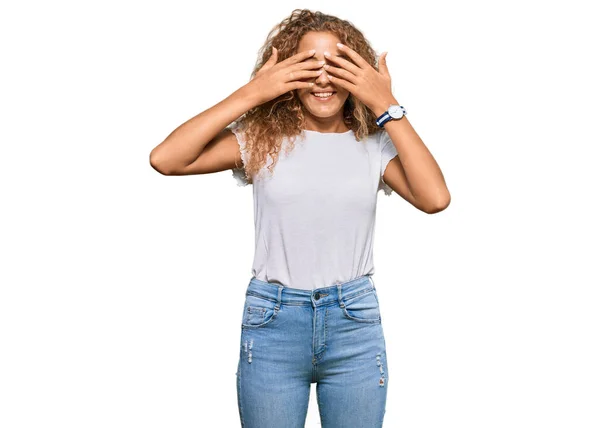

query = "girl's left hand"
(324, 43), (396, 115)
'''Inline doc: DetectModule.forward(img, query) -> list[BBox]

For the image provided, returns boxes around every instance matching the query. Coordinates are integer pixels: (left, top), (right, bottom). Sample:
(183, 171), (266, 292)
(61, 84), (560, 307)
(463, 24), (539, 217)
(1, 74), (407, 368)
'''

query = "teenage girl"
(150, 9), (450, 428)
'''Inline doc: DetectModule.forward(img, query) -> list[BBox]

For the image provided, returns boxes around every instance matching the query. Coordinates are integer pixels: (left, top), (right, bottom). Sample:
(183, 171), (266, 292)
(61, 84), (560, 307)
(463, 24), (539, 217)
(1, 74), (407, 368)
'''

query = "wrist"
(235, 82), (264, 110)
(371, 95), (399, 117)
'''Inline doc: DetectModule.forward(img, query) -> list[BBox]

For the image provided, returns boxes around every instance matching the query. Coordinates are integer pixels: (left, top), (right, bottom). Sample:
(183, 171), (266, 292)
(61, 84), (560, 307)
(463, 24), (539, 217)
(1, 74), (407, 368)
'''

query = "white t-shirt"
(229, 122), (398, 291)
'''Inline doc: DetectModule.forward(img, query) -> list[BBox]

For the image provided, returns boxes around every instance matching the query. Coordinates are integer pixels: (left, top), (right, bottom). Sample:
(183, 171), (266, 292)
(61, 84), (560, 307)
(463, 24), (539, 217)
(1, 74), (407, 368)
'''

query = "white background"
(1, 0), (599, 427)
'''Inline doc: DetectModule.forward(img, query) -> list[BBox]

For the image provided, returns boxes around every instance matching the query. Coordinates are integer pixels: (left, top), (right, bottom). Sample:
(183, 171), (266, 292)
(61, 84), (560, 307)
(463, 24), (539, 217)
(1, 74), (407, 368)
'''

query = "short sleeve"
(228, 121), (251, 187)
(378, 130), (398, 196)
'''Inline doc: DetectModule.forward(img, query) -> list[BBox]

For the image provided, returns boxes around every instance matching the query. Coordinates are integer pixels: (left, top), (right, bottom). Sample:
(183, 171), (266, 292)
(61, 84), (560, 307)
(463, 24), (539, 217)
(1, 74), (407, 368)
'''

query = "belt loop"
(368, 275), (375, 289)
(337, 283), (345, 308)
(275, 285), (283, 311)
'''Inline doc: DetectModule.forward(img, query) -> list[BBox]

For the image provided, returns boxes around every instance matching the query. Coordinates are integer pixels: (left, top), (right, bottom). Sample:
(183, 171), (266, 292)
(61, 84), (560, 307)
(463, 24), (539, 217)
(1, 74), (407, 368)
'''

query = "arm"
(149, 84), (260, 176)
(322, 44), (450, 214)
(374, 97), (451, 214)
(150, 47), (326, 176)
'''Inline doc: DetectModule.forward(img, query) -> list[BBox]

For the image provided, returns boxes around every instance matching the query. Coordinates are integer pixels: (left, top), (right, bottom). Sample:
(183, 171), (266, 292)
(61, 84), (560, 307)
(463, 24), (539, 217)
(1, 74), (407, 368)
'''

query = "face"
(295, 31), (351, 125)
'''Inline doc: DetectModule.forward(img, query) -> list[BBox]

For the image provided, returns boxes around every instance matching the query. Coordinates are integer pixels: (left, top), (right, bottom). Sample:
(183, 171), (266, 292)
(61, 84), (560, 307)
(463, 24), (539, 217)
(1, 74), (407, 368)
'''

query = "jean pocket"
(341, 288), (381, 323)
(241, 292), (279, 329)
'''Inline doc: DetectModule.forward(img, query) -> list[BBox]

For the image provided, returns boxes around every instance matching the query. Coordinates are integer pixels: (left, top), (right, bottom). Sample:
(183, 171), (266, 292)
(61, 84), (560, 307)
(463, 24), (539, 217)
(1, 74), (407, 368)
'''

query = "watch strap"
(376, 113), (394, 128)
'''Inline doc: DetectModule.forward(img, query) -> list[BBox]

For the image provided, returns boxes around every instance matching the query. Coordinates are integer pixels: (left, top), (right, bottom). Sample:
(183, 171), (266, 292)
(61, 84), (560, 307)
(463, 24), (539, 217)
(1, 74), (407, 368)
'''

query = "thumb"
(257, 47), (277, 76)
(379, 51), (390, 77)
(268, 46), (278, 63)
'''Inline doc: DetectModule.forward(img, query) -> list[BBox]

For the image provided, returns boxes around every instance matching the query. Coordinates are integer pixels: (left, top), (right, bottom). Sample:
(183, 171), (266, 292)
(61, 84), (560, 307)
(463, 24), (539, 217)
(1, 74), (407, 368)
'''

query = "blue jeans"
(236, 274), (389, 427)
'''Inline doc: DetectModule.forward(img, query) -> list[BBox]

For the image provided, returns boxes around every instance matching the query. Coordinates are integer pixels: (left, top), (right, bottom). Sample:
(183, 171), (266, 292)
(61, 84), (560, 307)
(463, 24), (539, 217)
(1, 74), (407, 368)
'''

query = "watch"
(376, 104), (406, 127)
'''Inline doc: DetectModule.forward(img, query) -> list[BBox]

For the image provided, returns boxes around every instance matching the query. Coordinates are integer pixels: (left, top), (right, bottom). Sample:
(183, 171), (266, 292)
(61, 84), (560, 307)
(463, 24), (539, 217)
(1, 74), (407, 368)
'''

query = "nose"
(315, 65), (330, 84)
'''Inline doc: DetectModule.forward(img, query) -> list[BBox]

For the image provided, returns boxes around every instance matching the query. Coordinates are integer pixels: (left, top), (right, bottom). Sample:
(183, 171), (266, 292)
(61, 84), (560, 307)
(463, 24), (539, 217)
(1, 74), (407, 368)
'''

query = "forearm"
(373, 98), (450, 209)
(150, 83), (260, 172)
(385, 116), (449, 209)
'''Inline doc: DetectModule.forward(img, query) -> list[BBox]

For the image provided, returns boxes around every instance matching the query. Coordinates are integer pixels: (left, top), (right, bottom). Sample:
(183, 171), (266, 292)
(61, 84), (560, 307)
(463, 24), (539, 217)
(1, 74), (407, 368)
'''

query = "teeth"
(313, 92), (334, 98)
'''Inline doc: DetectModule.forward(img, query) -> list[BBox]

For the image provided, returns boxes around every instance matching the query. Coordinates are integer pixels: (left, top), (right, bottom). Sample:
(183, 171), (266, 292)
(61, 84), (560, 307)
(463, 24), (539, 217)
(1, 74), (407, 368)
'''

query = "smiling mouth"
(311, 91), (336, 99)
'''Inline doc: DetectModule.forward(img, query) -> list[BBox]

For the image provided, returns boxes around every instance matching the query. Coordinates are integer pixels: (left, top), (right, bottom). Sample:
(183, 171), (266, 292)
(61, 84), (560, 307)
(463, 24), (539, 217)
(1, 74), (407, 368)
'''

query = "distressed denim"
(235, 274), (389, 427)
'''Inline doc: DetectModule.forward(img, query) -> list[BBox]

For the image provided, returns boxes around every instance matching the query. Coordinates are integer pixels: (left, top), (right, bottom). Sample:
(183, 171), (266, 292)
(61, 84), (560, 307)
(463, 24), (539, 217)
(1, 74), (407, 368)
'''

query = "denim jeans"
(235, 274), (389, 427)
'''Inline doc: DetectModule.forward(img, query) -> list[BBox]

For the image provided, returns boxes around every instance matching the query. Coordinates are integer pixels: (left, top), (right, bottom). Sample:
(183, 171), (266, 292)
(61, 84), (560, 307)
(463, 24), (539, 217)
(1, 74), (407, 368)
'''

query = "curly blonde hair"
(231, 8), (385, 184)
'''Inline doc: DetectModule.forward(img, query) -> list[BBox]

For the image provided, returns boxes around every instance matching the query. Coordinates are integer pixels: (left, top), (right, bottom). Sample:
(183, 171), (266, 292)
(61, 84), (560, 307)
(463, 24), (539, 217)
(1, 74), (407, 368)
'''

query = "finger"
(268, 47), (278, 63)
(259, 47), (278, 74)
(322, 64), (358, 84)
(285, 68), (325, 83)
(288, 81), (316, 91)
(325, 73), (354, 92)
(324, 53), (361, 76)
(378, 52), (390, 78)
(335, 43), (369, 70)
(283, 49), (316, 66)
(261, 47), (277, 69)
(293, 59), (326, 71)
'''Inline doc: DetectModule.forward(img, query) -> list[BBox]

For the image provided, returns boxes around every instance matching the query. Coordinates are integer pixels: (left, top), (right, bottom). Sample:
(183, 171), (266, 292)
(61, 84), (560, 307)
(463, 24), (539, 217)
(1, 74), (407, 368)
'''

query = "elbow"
(149, 151), (173, 176)
(423, 191), (451, 214)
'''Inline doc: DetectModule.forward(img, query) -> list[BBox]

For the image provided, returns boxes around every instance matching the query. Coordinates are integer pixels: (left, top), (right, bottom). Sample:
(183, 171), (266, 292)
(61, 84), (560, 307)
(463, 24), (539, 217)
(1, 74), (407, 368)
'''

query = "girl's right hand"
(247, 48), (325, 105)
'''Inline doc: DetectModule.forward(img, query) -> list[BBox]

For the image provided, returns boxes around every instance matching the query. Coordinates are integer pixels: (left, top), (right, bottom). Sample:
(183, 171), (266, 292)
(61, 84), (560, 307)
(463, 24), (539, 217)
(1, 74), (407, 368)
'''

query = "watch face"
(388, 105), (404, 119)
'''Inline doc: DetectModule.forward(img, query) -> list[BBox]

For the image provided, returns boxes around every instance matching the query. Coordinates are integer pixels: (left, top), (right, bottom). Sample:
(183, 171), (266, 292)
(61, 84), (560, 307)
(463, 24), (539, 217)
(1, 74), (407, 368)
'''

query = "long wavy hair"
(231, 9), (385, 184)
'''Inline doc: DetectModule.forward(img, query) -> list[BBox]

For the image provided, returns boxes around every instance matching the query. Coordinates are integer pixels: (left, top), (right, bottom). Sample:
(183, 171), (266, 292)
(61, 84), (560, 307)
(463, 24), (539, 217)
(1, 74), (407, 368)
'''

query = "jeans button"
(314, 292), (321, 300)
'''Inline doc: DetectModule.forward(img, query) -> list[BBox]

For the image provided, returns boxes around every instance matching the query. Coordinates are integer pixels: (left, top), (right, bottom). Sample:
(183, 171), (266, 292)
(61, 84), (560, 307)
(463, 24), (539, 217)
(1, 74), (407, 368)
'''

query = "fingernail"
(324, 51), (330, 57)
(336, 43), (344, 48)
(309, 49), (316, 54)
